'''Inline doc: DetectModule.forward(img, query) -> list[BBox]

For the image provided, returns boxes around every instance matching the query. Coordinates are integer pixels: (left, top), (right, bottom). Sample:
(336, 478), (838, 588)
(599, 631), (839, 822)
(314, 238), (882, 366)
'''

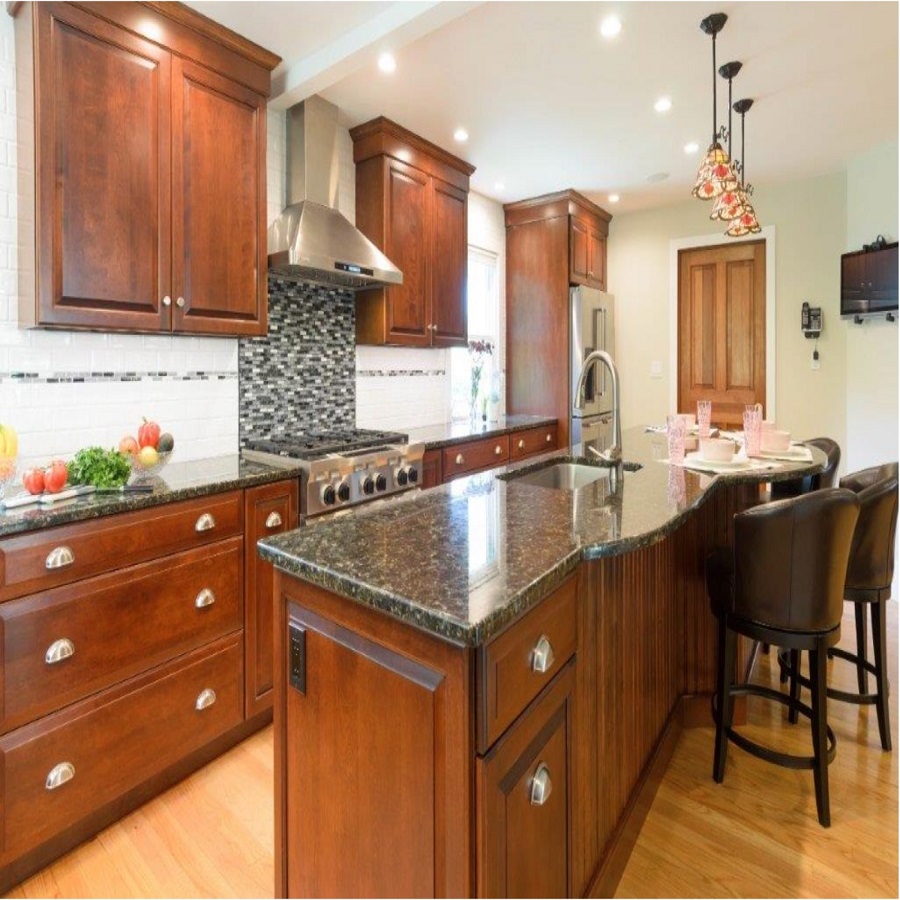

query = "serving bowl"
(761, 430), (791, 453)
(699, 437), (736, 463)
(128, 450), (173, 481)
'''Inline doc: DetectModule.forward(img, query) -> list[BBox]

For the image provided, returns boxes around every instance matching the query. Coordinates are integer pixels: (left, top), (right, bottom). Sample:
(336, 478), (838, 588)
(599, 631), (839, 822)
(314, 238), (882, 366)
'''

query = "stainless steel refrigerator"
(569, 286), (616, 450)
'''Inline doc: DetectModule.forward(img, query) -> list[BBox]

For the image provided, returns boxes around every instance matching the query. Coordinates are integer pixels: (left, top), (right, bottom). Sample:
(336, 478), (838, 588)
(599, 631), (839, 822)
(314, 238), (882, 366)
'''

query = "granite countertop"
(0, 455), (303, 538)
(258, 428), (826, 647)
(405, 414), (558, 450)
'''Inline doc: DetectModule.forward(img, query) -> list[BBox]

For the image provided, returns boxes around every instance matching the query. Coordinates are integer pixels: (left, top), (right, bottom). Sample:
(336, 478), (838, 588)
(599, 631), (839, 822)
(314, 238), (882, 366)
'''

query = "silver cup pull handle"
(455, 453), (464, 466)
(194, 588), (216, 609)
(265, 511), (283, 529)
(195, 688), (217, 711)
(46, 761), (75, 790)
(531, 635), (555, 674)
(518, 439), (526, 449)
(494, 445), (503, 456)
(529, 763), (553, 806)
(195, 513), (216, 532)
(546, 433), (553, 443)
(45, 638), (75, 665)
(45, 546), (75, 569)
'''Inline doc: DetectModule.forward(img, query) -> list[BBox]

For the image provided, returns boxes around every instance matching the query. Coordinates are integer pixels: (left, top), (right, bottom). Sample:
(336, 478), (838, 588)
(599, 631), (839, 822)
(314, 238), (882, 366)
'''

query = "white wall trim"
(668, 225), (777, 420)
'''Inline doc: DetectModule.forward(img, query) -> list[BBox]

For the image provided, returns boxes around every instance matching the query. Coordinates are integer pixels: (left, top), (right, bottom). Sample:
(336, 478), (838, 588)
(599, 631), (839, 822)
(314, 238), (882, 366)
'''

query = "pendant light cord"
(741, 110), (746, 187)
(711, 33), (717, 144)
(727, 77), (733, 159)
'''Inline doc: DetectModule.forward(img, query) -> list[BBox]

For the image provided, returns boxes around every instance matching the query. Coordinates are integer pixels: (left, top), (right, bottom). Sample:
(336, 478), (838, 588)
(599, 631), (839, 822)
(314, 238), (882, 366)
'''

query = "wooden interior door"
(171, 58), (267, 336)
(430, 178), (468, 347)
(678, 240), (766, 426)
(36, 2), (171, 331)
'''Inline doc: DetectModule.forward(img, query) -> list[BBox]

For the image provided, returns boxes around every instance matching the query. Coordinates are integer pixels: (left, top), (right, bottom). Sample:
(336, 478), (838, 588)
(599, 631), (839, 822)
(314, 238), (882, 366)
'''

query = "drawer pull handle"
(195, 588), (216, 609)
(546, 433), (553, 443)
(45, 638), (75, 665)
(45, 546), (75, 570)
(195, 688), (217, 711)
(531, 635), (555, 674)
(455, 453), (464, 466)
(265, 511), (283, 529)
(518, 439), (526, 450)
(46, 762), (75, 791)
(195, 513), (217, 532)
(494, 445), (503, 456)
(529, 763), (553, 806)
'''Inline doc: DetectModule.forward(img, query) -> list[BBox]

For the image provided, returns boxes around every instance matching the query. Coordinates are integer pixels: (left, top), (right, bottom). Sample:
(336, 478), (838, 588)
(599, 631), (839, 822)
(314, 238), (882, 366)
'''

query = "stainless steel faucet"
(574, 350), (622, 464)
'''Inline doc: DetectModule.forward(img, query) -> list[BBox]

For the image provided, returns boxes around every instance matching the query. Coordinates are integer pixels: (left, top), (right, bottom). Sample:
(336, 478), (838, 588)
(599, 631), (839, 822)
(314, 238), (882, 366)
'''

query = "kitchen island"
(258, 429), (825, 898)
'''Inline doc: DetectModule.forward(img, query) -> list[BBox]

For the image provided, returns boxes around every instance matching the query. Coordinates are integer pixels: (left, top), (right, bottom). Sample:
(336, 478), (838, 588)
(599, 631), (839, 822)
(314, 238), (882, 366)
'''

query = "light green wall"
(607, 171), (848, 459)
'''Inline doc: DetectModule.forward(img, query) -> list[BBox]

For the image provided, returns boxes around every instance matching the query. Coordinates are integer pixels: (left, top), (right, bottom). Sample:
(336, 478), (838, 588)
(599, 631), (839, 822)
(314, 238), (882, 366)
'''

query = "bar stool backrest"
(806, 438), (841, 489)
(732, 488), (860, 633)
(840, 463), (899, 593)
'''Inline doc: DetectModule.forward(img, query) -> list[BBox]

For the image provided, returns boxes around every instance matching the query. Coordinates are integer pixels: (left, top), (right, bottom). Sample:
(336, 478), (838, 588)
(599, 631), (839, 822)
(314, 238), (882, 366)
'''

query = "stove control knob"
(362, 476), (375, 495)
(395, 467), (409, 487)
(407, 466), (419, 484)
(375, 474), (388, 492)
(337, 482), (351, 503)
(321, 484), (337, 506)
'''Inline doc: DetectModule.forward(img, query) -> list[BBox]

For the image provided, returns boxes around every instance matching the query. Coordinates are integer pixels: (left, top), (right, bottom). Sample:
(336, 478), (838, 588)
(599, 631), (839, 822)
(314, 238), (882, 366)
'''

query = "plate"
(685, 451), (748, 469)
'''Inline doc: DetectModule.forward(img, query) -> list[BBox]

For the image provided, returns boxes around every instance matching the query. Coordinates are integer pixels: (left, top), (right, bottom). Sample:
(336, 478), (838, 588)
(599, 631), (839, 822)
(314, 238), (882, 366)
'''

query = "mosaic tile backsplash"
(239, 277), (356, 443)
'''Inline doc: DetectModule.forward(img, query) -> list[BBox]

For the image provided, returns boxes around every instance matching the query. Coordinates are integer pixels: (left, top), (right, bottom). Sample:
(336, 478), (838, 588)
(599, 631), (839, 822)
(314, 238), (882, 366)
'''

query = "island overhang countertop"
(257, 428), (825, 646)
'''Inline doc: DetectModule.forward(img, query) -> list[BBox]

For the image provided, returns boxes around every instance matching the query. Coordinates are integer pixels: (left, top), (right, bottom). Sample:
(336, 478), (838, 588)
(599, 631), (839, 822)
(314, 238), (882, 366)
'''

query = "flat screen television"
(841, 242), (898, 317)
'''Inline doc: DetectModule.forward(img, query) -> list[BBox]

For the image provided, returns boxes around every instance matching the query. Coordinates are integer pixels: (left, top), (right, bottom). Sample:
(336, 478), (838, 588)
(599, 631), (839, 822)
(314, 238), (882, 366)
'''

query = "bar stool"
(707, 488), (860, 826)
(780, 463), (898, 750)
(771, 437), (841, 499)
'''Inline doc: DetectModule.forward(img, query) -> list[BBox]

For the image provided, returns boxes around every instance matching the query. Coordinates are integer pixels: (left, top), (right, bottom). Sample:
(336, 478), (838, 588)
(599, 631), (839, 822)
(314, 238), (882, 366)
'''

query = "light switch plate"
(650, 361), (663, 379)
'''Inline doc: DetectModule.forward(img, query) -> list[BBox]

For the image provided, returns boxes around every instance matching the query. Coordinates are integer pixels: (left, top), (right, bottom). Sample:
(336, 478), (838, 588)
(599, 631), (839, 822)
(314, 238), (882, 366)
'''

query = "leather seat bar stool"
(779, 463), (898, 751)
(771, 437), (841, 499)
(707, 488), (860, 827)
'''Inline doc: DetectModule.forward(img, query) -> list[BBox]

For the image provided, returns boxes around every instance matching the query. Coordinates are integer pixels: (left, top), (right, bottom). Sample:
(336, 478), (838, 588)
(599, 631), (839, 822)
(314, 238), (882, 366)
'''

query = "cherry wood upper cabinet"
(351, 117), (475, 348)
(15, 1), (279, 336)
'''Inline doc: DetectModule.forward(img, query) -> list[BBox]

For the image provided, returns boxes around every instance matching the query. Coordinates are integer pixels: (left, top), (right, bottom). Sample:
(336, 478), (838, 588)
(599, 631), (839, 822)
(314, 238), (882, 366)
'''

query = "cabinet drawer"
(442, 436), (510, 480)
(0, 634), (243, 856)
(0, 491), (243, 602)
(477, 575), (577, 752)
(0, 537), (243, 733)
(510, 425), (558, 460)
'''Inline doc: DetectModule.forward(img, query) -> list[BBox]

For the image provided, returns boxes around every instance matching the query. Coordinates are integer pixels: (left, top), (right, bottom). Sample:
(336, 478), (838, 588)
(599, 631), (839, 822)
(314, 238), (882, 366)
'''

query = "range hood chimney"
(267, 95), (403, 290)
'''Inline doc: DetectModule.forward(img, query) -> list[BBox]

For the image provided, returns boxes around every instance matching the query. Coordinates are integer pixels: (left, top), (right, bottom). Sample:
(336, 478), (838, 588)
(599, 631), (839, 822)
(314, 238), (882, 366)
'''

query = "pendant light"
(725, 98), (761, 236)
(709, 61), (744, 221)
(692, 13), (738, 200)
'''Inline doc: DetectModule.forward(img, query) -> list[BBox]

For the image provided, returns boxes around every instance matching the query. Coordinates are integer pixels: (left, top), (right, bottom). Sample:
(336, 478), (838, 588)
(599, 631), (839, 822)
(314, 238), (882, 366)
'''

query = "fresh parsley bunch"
(67, 447), (131, 489)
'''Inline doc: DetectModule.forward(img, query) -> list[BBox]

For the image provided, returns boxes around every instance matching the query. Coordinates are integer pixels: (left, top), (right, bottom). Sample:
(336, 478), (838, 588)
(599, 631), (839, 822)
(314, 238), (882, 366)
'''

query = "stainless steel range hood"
(267, 95), (402, 290)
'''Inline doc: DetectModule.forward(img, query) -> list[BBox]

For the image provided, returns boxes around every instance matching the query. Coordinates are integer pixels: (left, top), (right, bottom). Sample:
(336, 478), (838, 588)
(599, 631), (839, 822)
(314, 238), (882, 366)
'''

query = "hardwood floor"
(7, 604), (896, 899)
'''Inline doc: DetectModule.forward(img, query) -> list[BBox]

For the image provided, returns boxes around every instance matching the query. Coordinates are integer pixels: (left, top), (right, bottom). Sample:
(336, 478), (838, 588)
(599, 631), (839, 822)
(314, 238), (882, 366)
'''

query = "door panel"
(385, 159), (431, 345)
(36, 3), (170, 330)
(431, 179), (468, 346)
(588, 229), (606, 290)
(678, 241), (766, 425)
(172, 58), (266, 335)
(569, 219), (589, 284)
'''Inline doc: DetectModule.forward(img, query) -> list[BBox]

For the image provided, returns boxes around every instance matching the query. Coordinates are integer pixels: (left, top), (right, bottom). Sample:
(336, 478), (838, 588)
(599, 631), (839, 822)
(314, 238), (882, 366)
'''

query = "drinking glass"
(743, 404), (762, 457)
(697, 400), (712, 437)
(666, 414), (686, 464)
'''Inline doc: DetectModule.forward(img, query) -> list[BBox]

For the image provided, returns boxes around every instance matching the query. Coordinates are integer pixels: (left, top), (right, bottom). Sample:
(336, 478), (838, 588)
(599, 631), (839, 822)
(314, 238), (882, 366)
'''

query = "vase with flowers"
(468, 339), (494, 422)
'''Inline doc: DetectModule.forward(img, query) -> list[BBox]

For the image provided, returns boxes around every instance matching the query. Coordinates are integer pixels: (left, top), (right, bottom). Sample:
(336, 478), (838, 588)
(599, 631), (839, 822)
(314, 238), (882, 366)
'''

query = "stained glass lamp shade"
(692, 144), (739, 200)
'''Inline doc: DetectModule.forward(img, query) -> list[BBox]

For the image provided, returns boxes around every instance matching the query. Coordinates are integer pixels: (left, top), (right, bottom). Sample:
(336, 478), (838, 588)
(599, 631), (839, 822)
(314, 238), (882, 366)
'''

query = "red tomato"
(23, 467), (45, 495)
(138, 418), (161, 449)
(119, 435), (139, 456)
(43, 460), (68, 494)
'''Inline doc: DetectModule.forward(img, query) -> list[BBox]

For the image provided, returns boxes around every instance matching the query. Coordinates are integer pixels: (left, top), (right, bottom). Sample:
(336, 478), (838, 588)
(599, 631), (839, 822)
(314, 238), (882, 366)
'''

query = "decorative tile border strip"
(0, 371), (238, 384)
(357, 369), (447, 378)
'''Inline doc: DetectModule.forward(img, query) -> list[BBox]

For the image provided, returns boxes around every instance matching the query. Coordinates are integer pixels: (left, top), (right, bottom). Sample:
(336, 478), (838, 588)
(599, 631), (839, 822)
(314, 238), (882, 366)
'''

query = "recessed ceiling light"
(599, 15), (622, 38)
(377, 52), (396, 74)
(453, 128), (469, 143)
(494, 182), (505, 192)
(684, 141), (700, 154)
(654, 96), (672, 113)
(608, 193), (620, 203)
(647, 172), (670, 183)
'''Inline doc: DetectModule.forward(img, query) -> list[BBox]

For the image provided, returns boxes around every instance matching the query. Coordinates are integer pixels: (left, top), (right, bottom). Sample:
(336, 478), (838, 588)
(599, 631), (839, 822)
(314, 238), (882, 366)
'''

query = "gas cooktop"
(243, 428), (408, 461)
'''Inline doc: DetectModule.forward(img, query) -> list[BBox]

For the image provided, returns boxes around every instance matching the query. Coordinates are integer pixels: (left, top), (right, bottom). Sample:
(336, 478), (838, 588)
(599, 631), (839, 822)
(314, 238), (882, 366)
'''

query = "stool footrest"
(778, 648), (880, 706)
(713, 682), (837, 770)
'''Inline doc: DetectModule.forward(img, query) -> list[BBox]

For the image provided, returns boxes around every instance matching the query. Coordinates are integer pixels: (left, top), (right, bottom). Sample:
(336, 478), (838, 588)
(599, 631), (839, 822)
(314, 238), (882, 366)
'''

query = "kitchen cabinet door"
(569, 218), (590, 285)
(589, 228), (607, 290)
(33, 3), (171, 331)
(421, 449), (443, 489)
(244, 480), (298, 718)
(171, 58), (267, 336)
(384, 158), (432, 346)
(477, 662), (574, 898)
(430, 178), (468, 347)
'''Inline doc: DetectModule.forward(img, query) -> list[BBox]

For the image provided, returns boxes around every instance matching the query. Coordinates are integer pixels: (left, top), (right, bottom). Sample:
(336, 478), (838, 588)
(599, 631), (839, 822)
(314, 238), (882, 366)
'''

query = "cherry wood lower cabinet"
(0, 477), (298, 893)
(271, 477), (762, 899)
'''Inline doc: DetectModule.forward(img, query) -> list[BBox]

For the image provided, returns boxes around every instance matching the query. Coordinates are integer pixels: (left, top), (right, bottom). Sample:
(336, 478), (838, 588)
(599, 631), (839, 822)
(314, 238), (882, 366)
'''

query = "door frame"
(668, 225), (777, 420)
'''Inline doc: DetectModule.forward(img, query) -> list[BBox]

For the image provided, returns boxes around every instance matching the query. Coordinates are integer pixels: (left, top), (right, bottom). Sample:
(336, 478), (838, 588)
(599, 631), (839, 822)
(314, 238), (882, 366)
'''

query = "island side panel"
(273, 572), (475, 899)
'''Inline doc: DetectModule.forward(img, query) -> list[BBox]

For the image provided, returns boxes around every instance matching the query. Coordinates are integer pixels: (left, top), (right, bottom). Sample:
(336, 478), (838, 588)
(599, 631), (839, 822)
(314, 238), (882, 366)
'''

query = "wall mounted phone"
(801, 301), (822, 339)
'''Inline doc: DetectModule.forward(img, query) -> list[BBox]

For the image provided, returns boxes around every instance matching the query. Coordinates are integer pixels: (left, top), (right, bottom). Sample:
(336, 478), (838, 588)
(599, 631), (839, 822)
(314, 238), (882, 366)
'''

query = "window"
(450, 247), (500, 420)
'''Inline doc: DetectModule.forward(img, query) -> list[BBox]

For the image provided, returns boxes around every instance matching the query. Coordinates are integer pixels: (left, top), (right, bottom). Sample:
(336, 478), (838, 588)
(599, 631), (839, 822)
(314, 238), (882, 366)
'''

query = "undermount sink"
(503, 459), (643, 491)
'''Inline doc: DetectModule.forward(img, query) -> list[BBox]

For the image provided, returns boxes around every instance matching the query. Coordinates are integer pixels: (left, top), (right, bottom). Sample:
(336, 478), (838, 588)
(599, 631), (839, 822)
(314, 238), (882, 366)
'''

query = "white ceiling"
(190, 2), (899, 214)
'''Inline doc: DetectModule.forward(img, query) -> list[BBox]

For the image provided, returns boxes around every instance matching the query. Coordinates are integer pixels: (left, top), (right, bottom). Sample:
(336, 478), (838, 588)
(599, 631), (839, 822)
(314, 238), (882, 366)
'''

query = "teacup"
(699, 437), (736, 463)
(761, 430), (791, 453)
